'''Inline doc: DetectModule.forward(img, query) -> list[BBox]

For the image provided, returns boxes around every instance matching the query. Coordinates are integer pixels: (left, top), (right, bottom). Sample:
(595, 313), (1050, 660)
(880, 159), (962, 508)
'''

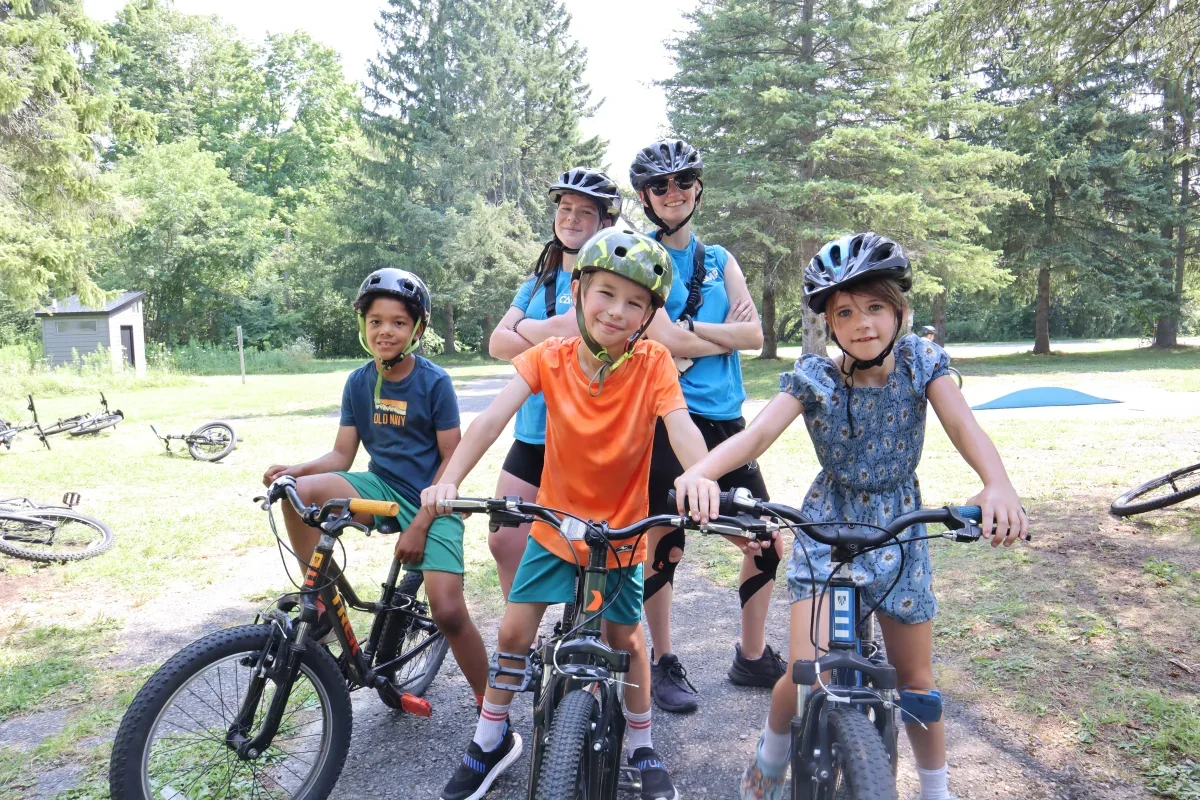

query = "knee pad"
(643, 527), (686, 600)
(898, 687), (942, 724)
(737, 543), (782, 607)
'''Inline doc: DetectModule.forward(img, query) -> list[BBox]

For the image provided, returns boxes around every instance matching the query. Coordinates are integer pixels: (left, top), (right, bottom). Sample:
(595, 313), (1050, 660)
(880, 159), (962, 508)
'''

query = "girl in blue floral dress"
(675, 233), (1028, 800)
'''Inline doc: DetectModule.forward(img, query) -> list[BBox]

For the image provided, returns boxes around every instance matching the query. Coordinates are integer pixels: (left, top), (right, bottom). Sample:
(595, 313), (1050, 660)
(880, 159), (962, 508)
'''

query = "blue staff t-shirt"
(510, 268), (575, 444)
(339, 357), (461, 506)
(662, 234), (746, 421)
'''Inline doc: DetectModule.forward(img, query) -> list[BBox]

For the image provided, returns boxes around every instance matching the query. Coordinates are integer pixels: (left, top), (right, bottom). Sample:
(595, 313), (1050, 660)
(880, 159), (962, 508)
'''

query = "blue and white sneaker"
(629, 746), (680, 800)
(439, 727), (523, 800)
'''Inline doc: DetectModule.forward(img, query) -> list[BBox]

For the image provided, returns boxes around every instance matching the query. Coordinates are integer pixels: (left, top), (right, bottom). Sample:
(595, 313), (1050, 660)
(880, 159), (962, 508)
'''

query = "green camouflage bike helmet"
(571, 227), (673, 391)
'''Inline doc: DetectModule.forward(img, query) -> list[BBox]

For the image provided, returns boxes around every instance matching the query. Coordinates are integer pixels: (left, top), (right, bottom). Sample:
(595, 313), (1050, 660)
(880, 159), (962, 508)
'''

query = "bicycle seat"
(375, 516), (402, 535)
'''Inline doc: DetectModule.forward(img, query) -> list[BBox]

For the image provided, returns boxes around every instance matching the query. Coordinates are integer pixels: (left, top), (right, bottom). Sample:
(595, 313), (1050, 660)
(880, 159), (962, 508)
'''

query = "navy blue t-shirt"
(339, 357), (461, 506)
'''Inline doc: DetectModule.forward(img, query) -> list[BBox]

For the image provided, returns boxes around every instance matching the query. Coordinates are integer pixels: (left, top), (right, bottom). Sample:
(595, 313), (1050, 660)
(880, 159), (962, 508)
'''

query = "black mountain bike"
(0, 493), (113, 562)
(69, 392), (124, 436)
(0, 395), (49, 450)
(1110, 461), (1200, 516)
(150, 422), (237, 462)
(439, 496), (775, 800)
(709, 488), (1022, 800)
(109, 476), (450, 800)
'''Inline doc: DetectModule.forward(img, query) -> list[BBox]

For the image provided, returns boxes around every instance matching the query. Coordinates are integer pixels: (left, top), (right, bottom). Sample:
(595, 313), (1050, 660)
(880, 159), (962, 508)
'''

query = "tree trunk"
(442, 303), (457, 356)
(1155, 79), (1181, 348)
(1034, 267), (1051, 355)
(801, 306), (827, 356)
(931, 293), (947, 347)
(761, 279), (777, 359)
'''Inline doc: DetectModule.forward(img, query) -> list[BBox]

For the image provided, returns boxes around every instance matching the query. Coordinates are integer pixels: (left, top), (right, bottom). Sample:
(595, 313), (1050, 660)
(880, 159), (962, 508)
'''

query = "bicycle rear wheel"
(1110, 462), (1200, 516)
(109, 624), (351, 800)
(41, 415), (88, 436)
(534, 689), (597, 800)
(375, 570), (450, 703)
(0, 509), (113, 562)
(70, 412), (123, 435)
(187, 422), (237, 462)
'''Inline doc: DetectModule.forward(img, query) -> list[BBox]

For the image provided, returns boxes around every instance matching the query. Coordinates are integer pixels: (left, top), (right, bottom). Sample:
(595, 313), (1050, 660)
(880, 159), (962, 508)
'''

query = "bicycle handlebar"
(264, 476), (397, 530)
(348, 498), (400, 517)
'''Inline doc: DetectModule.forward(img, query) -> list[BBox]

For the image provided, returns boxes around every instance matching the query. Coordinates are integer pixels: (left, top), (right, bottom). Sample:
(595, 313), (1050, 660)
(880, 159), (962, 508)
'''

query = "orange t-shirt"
(513, 337), (688, 568)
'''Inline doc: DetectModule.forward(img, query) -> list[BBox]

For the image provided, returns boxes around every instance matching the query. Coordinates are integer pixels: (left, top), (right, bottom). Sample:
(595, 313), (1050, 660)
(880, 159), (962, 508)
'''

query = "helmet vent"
(653, 265), (664, 275)
(614, 246), (628, 257)
(369, 276), (381, 285)
(830, 245), (841, 265)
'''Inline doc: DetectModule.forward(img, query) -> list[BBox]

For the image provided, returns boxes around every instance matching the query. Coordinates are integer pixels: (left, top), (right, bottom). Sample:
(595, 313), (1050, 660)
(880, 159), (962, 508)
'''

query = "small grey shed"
(36, 291), (147, 377)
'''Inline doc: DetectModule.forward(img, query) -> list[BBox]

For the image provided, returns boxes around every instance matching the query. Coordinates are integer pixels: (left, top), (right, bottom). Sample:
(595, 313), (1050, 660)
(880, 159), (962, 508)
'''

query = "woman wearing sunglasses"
(486, 167), (622, 595)
(630, 139), (785, 714)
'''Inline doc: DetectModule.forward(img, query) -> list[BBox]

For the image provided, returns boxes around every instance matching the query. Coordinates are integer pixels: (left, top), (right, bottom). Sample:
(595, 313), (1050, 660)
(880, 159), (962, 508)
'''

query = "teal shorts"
(509, 536), (644, 626)
(336, 471), (464, 575)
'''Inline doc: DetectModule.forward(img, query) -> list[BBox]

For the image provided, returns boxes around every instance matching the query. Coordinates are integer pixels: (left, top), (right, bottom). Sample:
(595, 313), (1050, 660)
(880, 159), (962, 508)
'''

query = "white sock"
(473, 699), (510, 752)
(625, 708), (653, 751)
(916, 764), (950, 800)
(757, 720), (791, 771)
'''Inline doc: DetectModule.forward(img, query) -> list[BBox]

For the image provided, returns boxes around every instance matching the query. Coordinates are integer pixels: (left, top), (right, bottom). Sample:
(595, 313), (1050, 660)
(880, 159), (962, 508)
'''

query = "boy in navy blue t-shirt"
(263, 268), (488, 705)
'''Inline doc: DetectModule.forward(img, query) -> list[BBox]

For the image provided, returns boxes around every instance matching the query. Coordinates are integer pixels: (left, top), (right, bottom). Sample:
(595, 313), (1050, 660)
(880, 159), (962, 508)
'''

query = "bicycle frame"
(0, 396), (50, 450)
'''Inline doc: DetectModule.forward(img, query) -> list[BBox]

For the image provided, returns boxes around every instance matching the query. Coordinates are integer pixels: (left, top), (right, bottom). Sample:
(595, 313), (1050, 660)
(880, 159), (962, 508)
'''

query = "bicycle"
(0, 395), (50, 451)
(0, 493), (114, 562)
(946, 366), (963, 389)
(150, 421), (237, 462)
(438, 495), (775, 800)
(108, 475), (450, 800)
(703, 488), (1024, 800)
(1110, 461), (1200, 516)
(69, 392), (124, 436)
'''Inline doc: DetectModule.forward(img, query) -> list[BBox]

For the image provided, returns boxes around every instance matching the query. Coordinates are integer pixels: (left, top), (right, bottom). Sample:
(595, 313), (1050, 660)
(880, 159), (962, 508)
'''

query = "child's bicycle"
(150, 421), (237, 462)
(108, 476), (451, 800)
(0, 395), (50, 451)
(0, 493), (113, 562)
(438, 495), (776, 800)
(708, 488), (1026, 800)
(68, 391), (124, 436)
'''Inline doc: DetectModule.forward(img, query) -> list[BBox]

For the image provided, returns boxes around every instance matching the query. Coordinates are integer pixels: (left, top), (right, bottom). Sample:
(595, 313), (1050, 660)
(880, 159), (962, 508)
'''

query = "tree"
(0, 0), (151, 305)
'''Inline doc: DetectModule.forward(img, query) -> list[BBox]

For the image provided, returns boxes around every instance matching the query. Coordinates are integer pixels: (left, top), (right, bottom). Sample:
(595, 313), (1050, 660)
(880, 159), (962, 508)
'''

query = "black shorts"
(501, 439), (545, 487)
(647, 413), (770, 516)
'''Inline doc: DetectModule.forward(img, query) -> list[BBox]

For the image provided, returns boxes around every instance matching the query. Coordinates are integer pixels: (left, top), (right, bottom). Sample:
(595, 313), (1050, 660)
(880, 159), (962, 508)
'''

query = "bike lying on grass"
(150, 421), (237, 462)
(438, 495), (776, 800)
(1110, 461), (1200, 517)
(69, 392), (124, 436)
(0, 395), (49, 451)
(109, 476), (450, 800)
(0, 493), (114, 562)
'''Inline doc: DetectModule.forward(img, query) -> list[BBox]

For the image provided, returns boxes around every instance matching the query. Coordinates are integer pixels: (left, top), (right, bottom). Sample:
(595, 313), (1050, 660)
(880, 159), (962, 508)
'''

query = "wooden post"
(237, 326), (246, 384)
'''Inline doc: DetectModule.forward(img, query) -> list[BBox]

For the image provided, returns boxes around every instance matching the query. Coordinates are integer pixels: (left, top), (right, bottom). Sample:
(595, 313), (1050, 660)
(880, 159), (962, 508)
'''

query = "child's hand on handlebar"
(420, 483), (459, 516)
(967, 483), (1029, 547)
(263, 464), (300, 487)
(673, 471), (721, 524)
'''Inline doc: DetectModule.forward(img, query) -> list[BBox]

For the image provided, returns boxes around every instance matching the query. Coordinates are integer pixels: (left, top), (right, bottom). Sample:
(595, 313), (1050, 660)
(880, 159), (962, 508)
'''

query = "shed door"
(120, 326), (135, 367)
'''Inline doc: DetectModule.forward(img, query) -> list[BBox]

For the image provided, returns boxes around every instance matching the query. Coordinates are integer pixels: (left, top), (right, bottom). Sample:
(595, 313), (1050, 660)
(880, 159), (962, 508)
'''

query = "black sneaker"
(728, 642), (787, 688)
(650, 651), (698, 713)
(629, 746), (680, 800)
(439, 727), (523, 800)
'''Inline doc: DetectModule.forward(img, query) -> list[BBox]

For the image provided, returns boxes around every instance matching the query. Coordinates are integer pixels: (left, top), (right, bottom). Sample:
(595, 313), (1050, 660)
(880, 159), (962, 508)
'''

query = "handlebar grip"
(349, 499), (400, 517)
(666, 489), (734, 513)
(951, 506), (982, 522)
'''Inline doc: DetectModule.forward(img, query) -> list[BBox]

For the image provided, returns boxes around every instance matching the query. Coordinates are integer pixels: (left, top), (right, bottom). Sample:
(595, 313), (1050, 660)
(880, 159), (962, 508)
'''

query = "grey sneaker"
(728, 643), (787, 688)
(650, 652), (698, 713)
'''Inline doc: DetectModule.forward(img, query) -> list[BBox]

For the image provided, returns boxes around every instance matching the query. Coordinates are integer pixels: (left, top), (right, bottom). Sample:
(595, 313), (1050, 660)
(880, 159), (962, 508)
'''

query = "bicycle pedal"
(618, 766), (642, 792)
(62, 492), (80, 508)
(393, 690), (431, 717)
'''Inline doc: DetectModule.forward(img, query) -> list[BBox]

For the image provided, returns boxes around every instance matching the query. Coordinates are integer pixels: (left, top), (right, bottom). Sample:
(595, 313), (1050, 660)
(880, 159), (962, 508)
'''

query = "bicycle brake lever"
(254, 495), (269, 510)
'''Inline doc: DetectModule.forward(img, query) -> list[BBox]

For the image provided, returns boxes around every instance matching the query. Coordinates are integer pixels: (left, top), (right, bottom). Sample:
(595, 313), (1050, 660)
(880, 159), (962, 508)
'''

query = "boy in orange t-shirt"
(424, 228), (759, 800)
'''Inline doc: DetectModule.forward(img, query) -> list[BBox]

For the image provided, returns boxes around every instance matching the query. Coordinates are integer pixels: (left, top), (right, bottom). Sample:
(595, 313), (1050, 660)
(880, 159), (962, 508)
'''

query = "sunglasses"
(644, 172), (699, 196)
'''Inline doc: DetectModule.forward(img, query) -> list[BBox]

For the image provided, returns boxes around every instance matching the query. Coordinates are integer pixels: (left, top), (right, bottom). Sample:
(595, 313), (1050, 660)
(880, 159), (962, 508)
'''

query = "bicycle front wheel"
(534, 689), (597, 800)
(375, 570), (450, 703)
(71, 412), (123, 435)
(812, 707), (897, 800)
(947, 367), (963, 389)
(109, 624), (351, 800)
(188, 422), (237, 462)
(1111, 462), (1200, 516)
(0, 509), (113, 562)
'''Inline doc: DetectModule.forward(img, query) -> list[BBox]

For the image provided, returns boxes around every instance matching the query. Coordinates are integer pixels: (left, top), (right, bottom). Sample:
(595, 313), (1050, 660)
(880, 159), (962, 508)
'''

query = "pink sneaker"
(740, 754), (786, 800)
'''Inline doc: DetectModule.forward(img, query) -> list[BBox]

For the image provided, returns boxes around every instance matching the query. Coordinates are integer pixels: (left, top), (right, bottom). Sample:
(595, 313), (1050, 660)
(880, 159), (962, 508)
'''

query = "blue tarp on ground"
(971, 387), (1120, 410)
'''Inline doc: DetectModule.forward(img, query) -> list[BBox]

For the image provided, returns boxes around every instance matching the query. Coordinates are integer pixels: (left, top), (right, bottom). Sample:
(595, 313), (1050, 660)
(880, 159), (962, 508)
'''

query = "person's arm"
(263, 425), (359, 486)
(488, 307), (533, 362)
(690, 255), (765, 352)
(514, 313), (580, 345)
(927, 377), (1028, 546)
(395, 426), (461, 562)
(420, 375), (533, 512)
(644, 307), (730, 358)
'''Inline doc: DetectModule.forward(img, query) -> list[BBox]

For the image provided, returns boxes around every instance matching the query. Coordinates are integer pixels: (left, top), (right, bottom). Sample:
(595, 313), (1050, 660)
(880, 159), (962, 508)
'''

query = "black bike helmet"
(549, 167), (622, 223)
(803, 232), (911, 314)
(630, 139), (705, 237)
(921, 325), (938, 336)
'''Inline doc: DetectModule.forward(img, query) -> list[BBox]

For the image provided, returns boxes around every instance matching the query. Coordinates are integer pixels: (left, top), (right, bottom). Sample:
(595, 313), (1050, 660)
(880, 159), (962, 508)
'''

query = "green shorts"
(508, 536), (644, 626)
(336, 471), (464, 575)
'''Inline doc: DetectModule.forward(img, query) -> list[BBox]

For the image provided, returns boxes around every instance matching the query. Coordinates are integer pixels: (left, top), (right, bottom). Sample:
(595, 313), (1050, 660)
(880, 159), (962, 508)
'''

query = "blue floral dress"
(779, 334), (951, 624)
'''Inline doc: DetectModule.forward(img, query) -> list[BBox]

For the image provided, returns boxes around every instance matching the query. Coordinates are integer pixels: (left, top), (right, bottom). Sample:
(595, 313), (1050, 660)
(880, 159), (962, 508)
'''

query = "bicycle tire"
(1110, 462), (1200, 517)
(806, 707), (897, 800)
(534, 689), (597, 800)
(41, 415), (89, 436)
(70, 412), (123, 435)
(375, 570), (450, 704)
(109, 624), (351, 800)
(187, 422), (237, 462)
(0, 509), (114, 562)
(947, 367), (963, 389)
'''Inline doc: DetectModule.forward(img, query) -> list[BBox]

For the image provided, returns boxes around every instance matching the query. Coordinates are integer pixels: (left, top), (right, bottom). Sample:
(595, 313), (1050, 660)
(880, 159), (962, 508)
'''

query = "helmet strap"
(573, 272), (655, 396)
(829, 310), (901, 438)
(358, 315), (425, 404)
(641, 181), (702, 237)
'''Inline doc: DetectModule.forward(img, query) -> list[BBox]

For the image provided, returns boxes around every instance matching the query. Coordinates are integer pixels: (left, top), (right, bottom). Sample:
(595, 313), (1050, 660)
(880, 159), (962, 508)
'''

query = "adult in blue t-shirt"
(485, 167), (622, 596)
(629, 138), (784, 713)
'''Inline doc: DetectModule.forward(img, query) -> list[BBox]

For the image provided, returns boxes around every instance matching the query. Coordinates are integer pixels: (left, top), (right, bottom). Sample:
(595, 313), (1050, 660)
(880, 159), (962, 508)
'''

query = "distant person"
(630, 137), (784, 714)
(262, 268), (490, 711)
(485, 167), (621, 596)
(921, 325), (938, 342)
